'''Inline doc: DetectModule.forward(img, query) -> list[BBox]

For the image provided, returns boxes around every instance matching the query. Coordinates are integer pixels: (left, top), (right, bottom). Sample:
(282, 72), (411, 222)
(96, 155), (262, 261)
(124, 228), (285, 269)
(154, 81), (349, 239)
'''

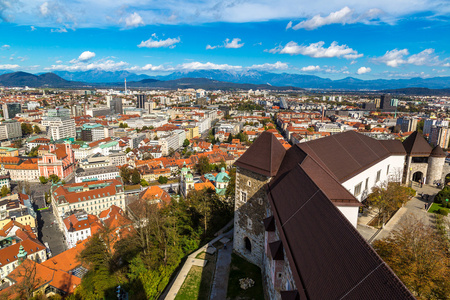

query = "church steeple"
(18, 245), (27, 265)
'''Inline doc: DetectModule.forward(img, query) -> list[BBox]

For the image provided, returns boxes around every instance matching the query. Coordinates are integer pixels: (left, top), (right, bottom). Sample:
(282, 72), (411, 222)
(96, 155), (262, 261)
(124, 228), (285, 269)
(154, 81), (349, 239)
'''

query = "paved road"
(374, 183), (440, 241)
(209, 236), (233, 300)
(37, 208), (67, 257)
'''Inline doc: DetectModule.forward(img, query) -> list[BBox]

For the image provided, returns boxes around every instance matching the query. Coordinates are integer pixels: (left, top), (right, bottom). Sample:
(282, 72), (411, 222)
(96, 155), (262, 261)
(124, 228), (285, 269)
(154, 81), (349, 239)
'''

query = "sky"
(1, 0), (450, 79)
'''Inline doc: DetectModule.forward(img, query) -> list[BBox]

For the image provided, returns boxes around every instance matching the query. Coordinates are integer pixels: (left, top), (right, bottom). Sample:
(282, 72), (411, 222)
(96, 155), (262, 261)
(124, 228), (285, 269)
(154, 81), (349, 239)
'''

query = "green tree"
(49, 174), (60, 183)
(1, 185), (10, 197)
(373, 215), (450, 299)
(120, 166), (131, 184)
(158, 176), (168, 184)
(33, 125), (41, 134)
(367, 182), (415, 227)
(119, 122), (128, 128)
(28, 146), (38, 157)
(195, 156), (211, 175)
(227, 133), (233, 143)
(417, 120), (424, 134)
(131, 169), (141, 185)
(13, 139), (23, 148)
(21, 123), (33, 136)
(183, 139), (190, 147)
(39, 176), (48, 184)
(125, 147), (132, 154)
(140, 179), (149, 186)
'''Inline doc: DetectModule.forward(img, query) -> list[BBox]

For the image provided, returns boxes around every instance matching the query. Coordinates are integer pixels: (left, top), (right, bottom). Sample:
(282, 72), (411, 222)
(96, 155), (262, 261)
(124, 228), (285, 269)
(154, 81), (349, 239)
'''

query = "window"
(365, 178), (369, 191)
(354, 182), (362, 197)
(386, 165), (390, 175)
(247, 181), (251, 187)
(376, 170), (381, 182)
(247, 218), (252, 229)
(241, 191), (247, 202)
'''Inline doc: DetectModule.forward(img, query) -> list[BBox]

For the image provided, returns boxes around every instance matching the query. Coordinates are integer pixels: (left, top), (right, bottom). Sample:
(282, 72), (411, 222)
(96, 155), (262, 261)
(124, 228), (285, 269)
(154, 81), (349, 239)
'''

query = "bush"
(434, 186), (450, 204)
(436, 209), (448, 216)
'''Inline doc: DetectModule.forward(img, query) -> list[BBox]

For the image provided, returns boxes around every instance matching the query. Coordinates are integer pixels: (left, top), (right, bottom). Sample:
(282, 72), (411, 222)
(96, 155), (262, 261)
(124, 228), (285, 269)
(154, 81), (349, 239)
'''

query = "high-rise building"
(423, 119), (449, 136)
(429, 125), (450, 149)
(41, 107), (76, 140)
(2, 103), (22, 119)
(0, 120), (22, 140)
(106, 96), (123, 114)
(70, 105), (84, 117)
(396, 117), (418, 133)
(380, 94), (395, 111)
(136, 94), (147, 109)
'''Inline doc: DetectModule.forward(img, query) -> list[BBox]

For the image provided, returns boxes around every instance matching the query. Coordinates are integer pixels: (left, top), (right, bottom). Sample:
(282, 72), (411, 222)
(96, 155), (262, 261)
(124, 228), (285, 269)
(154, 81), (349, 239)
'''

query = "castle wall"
(234, 167), (271, 268)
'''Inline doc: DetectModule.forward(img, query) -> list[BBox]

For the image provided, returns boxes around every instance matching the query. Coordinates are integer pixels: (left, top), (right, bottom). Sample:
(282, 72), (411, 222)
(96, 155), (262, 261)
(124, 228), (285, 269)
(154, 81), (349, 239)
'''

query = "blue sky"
(1, 0), (450, 79)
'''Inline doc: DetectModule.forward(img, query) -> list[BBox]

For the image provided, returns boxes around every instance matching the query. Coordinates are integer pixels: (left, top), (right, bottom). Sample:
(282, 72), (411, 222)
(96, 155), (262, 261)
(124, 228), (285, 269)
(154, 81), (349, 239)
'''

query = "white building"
(0, 120), (22, 140)
(41, 108), (76, 140)
(75, 166), (120, 183)
(51, 178), (126, 231)
(62, 211), (100, 249)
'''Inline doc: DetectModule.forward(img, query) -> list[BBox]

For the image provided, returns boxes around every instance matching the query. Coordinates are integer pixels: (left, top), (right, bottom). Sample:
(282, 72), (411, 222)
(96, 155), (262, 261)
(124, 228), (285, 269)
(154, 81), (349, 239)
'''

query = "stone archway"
(445, 173), (450, 186)
(412, 171), (423, 183)
(244, 237), (252, 252)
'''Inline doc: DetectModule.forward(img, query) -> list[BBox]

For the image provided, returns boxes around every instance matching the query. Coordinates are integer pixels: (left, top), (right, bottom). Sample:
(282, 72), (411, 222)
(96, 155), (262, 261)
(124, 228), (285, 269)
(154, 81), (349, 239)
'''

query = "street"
(37, 208), (67, 257)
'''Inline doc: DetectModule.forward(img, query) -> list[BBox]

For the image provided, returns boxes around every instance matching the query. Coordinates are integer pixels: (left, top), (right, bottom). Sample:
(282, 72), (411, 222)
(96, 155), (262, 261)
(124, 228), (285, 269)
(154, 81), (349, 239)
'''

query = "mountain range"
(2, 69), (450, 92)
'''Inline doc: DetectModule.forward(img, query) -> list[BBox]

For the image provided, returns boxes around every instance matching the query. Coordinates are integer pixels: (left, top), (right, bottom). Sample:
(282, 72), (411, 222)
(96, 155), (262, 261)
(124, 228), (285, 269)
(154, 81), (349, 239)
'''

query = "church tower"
(233, 132), (286, 267)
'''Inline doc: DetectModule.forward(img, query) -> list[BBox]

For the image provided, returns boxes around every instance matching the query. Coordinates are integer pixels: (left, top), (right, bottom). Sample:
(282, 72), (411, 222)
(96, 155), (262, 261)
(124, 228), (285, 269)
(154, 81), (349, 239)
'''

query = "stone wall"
(427, 157), (445, 185)
(234, 167), (271, 268)
(262, 212), (297, 300)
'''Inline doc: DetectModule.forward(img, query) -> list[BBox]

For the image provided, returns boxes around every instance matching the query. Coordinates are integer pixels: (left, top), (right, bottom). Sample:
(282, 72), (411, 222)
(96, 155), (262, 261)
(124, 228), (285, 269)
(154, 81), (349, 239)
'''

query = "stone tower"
(426, 145), (446, 184)
(233, 132), (286, 267)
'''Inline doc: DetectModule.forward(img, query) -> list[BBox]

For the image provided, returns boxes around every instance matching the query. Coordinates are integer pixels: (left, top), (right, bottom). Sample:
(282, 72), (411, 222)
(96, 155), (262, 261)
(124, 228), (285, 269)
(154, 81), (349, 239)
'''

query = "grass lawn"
(428, 202), (450, 214)
(175, 253), (217, 300)
(227, 254), (264, 300)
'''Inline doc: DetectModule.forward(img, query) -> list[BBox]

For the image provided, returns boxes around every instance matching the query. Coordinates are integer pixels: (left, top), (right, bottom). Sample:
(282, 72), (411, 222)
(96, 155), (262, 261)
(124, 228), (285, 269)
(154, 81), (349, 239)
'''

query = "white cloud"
(179, 61), (243, 71)
(207, 38), (244, 50)
(301, 65), (321, 71)
(269, 41), (362, 60)
(286, 21), (292, 30)
(290, 7), (385, 30)
(77, 51), (95, 62)
(46, 59), (129, 72)
(138, 36), (181, 48)
(249, 61), (288, 71)
(40, 2), (49, 16)
(444, 63), (450, 67)
(372, 48), (442, 67)
(1, 45), (10, 50)
(293, 7), (353, 30)
(0, 64), (20, 69)
(124, 12), (144, 28)
(51, 28), (67, 33)
(30, 26), (36, 31)
(224, 38), (244, 49)
(357, 66), (371, 74)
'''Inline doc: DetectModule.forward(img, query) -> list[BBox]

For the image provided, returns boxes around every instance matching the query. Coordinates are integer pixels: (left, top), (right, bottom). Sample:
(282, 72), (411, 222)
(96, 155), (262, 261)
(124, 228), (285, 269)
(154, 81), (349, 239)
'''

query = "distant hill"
(0, 71), (83, 88)
(124, 77), (303, 91)
(381, 87), (450, 96)
(53, 70), (152, 83)
(4, 70), (450, 93)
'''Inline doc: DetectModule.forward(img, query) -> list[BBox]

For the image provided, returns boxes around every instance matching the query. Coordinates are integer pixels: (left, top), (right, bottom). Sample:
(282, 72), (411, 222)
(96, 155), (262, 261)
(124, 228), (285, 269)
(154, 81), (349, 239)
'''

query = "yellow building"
(185, 126), (199, 140)
(0, 147), (19, 157)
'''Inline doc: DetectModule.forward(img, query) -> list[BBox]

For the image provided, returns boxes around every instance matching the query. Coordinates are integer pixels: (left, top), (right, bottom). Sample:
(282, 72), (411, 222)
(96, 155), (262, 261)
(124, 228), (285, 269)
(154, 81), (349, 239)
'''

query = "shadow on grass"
(174, 253), (216, 300)
(226, 253), (264, 300)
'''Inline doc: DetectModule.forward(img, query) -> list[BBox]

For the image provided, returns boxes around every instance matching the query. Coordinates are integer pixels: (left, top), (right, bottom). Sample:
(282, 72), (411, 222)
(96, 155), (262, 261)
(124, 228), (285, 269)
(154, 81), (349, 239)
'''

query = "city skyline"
(1, 0), (450, 79)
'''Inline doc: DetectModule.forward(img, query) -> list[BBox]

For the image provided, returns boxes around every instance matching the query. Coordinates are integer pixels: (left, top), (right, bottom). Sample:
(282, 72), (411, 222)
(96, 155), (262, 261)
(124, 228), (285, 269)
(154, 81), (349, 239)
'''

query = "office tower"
(380, 94), (395, 111)
(41, 107), (76, 140)
(136, 94), (147, 109)
(107, 96), (123, 114)
(429, 125), (450, 149)
(2, 103), (22, 119)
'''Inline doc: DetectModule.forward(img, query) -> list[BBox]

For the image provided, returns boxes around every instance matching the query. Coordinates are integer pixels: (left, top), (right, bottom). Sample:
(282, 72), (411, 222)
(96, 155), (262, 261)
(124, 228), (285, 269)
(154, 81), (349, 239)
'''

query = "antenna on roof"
(124, 78), (127, 95)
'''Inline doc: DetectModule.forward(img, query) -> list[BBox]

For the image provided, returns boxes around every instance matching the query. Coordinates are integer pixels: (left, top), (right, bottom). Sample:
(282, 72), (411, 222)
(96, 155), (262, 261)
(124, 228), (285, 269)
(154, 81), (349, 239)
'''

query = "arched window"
(244, 237), (252, 252)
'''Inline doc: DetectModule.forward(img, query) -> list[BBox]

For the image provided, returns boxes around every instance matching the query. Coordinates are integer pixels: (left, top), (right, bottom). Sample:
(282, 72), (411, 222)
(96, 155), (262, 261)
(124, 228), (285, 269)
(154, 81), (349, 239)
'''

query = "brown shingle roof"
(402, 131), (432, 156)
(234, 131), (286, 177)
(378, 140), (407, 155)
(297, 131), (394, 182)
(267, 163), (414, 299)
(430, 145), (447, 158)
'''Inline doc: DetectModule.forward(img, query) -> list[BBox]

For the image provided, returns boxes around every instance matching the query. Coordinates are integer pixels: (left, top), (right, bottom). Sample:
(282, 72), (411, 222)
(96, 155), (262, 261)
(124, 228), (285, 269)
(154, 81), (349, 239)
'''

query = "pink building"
(38, 143), (75, 181)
